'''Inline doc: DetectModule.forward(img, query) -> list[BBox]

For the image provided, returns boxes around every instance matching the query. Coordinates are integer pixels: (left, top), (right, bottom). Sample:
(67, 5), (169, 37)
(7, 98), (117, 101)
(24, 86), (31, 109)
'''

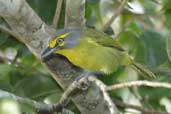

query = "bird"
(41, 28), (155, 78)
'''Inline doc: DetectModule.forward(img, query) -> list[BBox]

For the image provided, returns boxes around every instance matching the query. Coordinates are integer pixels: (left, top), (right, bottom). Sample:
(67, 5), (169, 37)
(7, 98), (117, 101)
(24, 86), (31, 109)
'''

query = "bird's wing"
(84, 28), (125, 51)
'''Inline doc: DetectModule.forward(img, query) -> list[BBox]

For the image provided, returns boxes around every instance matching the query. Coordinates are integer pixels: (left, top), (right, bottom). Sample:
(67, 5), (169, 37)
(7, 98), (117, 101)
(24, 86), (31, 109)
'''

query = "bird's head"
(41, 28), (81, 59)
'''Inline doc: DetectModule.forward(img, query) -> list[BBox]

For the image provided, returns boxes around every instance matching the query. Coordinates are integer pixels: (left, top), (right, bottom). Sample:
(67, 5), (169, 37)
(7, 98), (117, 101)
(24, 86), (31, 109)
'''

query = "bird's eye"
(57, 38), (64, 46)
(58, 38), (64, 43)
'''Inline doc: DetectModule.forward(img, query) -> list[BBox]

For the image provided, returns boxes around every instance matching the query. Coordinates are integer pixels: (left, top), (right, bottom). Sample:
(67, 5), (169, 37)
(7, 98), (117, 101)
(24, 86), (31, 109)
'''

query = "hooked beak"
(41, 47), (59, 59)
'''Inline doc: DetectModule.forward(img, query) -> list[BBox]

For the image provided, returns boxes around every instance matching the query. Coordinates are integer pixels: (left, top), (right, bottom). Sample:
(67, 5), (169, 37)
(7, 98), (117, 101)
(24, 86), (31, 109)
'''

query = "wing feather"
(84, 28), (124, 51)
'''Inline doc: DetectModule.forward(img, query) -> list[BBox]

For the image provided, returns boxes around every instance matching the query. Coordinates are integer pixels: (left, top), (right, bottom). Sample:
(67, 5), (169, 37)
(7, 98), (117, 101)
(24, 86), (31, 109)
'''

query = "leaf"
(27, 0), (57, 23)
(139, 87), (171, 101)
(0, 82), (12, 92)
(0, 64), (22, 91)
(0, 64), (17, 82)
(140, 30), (168, 67)
(0, 32), (9, 47)
(162, 0), (171, 10)
(86, 0), (102, 27)
(118, 30), (147, 64)
(164, 9), (171, 29)
(142, 0), (158, 15)
(13, 75), (61, 99)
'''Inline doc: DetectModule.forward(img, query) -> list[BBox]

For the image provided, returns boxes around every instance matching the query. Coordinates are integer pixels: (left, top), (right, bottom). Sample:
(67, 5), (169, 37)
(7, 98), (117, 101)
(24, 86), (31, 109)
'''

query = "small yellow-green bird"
(41, 28), (155, 78)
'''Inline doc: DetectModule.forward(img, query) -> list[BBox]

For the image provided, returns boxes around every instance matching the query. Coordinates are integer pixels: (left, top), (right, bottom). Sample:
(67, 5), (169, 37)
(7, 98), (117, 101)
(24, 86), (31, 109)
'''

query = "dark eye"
(57, 38), (65, 46)
(57, 38), (64, 44)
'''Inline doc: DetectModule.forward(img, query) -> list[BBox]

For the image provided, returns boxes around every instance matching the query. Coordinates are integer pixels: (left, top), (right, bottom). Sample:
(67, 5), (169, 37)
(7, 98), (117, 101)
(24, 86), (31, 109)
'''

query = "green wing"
(83, 28), (156, 78)
(84, 28), (125, 51)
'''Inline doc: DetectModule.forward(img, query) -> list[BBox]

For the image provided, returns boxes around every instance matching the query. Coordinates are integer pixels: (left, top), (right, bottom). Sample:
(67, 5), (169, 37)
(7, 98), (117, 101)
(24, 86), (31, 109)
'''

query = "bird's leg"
(76, 71), (104, 80)
(75, 72), (91, 90)
(75, 71), (104, 90)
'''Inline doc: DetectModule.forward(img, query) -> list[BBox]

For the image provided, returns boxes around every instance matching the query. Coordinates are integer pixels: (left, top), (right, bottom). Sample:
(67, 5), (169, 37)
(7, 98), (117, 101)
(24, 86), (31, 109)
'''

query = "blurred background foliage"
(0, 0), (171, 114)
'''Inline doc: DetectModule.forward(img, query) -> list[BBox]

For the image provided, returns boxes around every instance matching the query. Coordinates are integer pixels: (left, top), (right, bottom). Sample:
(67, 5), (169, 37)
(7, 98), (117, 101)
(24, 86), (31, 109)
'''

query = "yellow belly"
(55, 45), (128, 74)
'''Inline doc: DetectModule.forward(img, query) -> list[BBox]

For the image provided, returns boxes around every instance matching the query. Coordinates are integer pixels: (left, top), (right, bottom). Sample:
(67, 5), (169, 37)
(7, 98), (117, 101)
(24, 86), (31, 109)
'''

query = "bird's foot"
(75, 71), (103, 90)
(75, 72), (92, 90)
(76, 76), (90, 90)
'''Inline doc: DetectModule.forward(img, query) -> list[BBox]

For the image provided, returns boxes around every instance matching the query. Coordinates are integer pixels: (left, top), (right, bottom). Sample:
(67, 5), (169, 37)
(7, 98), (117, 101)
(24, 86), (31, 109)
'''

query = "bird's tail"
(131, 61), (156, 79)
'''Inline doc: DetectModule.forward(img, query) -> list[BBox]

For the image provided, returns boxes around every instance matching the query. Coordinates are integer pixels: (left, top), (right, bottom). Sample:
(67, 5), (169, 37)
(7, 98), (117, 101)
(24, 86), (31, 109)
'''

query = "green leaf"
(140, 30), (168, 67)
(139, 87), (171, 101)
(118, 30), (147, 64)
(0, 82), (12, 92)
(0, 64), (17, 82)
(86, 0), (102, 28)
(27, 0), (56, 23)
(164, 9), (171, 29)
(13, 75), (60, 99)
(162, 0), (171, 10)
(143, 0), (158, 15)
(44, 93), (62, 104)
(0, 32), (9, 47)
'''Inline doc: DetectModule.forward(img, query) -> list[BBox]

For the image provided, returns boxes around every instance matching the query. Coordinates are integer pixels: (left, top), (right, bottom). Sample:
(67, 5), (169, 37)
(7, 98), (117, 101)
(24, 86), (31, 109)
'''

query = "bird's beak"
(41, 47), (58, 59)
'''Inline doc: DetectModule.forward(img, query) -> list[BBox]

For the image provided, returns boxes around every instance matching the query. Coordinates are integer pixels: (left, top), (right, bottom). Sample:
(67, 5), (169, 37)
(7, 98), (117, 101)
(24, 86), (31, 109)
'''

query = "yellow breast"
(55, 44), (117, 74)
(56, 49), (83, 66)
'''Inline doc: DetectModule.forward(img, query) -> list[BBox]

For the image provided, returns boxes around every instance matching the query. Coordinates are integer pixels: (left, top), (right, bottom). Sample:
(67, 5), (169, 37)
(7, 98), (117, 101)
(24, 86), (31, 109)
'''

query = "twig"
(51, 78), (88, 113)
(89, 77), (120, 114)
(52, 0), (63, 28)
(101, 0), (127, 32)
(106, 80), (171, 91)
(52, 76), (120, 114)
(113, 99), (171, 114)
(55, 80), (80, 106)
(0, 90), (75, 114)
(0, 90), (52, 111)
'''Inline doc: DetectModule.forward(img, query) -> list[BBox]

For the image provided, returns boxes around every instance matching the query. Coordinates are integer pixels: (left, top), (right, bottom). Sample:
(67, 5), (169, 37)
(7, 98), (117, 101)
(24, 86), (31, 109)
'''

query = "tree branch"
(52, 0), (63, 28)
(89, 77), (119, 114)
(52, 76), (120, 114)
(101, 0), (127, 32)
(0, 90), (75, 114)
(106, 80), (171, 91)
(0, 90), (47, 110)
(52, 80), (83, 112)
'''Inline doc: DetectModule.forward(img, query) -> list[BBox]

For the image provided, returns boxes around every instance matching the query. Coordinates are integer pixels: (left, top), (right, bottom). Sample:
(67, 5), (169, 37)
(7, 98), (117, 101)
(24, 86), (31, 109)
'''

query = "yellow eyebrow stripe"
(58, 32), (70, 38)
(49, 39), (57, 48)
(48, 32), (70, 48)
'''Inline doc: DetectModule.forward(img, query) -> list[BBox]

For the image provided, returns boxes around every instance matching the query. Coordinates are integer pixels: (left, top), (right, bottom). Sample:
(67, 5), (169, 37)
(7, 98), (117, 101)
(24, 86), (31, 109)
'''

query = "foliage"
(0, 0), (171, 114)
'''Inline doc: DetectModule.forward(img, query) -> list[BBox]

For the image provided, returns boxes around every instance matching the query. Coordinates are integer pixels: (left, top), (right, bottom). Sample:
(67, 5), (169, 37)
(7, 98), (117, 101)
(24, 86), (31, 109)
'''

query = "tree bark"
(65, 0), (85, 28)
(0, 0), (119, 114)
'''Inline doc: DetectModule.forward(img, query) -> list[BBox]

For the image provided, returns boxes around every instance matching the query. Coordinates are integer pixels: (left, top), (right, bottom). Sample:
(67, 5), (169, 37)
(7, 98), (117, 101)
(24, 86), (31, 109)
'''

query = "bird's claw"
(76, 77), (90, 90)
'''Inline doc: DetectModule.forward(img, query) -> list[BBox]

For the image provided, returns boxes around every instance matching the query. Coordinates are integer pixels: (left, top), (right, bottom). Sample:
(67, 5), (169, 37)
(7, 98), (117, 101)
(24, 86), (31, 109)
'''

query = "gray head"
(41, 28), (81, 59)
